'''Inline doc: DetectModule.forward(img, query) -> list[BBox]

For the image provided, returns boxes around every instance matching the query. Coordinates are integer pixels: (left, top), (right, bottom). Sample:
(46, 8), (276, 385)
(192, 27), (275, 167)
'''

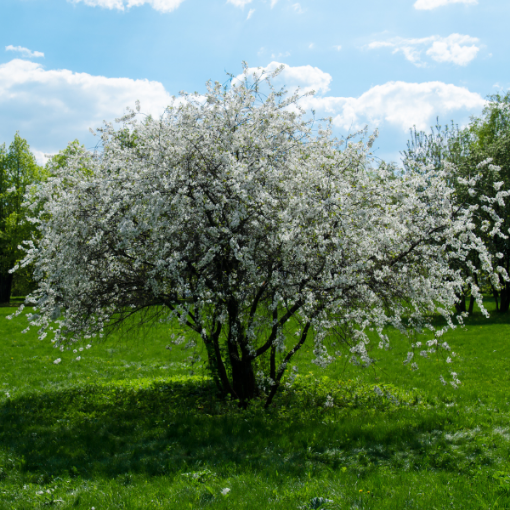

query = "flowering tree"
(403, 96), (510, 313)
(12, 66), (509, 406)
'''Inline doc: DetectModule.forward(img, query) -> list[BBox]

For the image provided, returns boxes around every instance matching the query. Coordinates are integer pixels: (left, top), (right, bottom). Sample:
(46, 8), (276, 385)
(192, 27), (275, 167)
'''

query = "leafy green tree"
(0, 133), (43, 303)
(402, 120), (479, 313)
(467, 92), (510, 311)
(402, 94), (510, 313)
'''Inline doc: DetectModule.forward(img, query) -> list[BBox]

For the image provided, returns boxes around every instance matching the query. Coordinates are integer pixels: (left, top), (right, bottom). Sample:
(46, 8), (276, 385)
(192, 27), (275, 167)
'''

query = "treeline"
(1, 91), (509, 311)
(0, 134), (45, 302)
(402, 91), (510, 312)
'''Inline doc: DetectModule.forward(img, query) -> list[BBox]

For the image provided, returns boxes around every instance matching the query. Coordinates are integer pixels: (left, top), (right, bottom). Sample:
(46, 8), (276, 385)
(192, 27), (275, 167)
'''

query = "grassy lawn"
(1, 299), (510, 509)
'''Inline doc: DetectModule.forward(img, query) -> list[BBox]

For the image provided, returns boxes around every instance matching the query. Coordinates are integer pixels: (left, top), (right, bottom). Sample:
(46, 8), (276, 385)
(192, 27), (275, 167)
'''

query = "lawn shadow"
(0, 378), (479, 482)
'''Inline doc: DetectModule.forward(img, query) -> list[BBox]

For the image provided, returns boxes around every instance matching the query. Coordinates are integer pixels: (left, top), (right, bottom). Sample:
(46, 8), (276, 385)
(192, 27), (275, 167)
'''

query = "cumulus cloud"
(367, 34), (480, 66)
(414, 0), (477, 10)
(303, 81), (485, 132)
(5, 45), (44, 58)
(270, 0), (278, 6)
(247, 8), (255, 19)
(1, 59), (486, 164)
(0, 59), (173, 154)
(237, 61), (332, 95)
(68, 0), (186, 13)
(242, 62), (484, 134)
(32, 150), (55, 166)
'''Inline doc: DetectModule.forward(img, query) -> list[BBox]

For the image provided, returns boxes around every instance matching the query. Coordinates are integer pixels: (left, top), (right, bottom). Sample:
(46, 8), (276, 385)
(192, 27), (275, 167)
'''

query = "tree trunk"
(0, 272), (13, 304)
(491, 284), (500, 311)
(454, 289), (467, 314)
(225, 299), (259, 405)
(229, 351), (258, 405)
(499, 282), (510, 313)
(468, 295), (475, 314)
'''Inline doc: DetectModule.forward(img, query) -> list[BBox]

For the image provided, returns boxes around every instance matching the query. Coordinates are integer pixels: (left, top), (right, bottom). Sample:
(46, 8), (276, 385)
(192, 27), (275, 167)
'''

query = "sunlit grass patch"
(1, 302), (510, 508)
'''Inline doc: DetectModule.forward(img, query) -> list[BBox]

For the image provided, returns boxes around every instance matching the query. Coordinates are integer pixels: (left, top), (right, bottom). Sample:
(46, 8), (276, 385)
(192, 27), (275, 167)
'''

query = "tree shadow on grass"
(0, 379), (493, 482)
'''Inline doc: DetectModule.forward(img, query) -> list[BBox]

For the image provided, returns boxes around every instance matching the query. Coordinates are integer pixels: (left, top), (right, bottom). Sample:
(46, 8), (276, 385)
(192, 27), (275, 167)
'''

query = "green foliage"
(402, 118), (471, 172)
(0, 299), (510, 508)
(0, 133), (45, 302)
(402, 97), (510, 313)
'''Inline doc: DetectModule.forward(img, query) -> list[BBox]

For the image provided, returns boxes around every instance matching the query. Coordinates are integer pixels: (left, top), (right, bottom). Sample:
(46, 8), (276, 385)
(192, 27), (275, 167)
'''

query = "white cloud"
(68, 0), (186, 13)
(0, 59), (173, 153)
(426, 34), (480, 66)
(414, 0), (477, 10)
(270, 0), (278, 6)
(302, 81), (485, 132)
(239, 61), (332, 95)
(247, 8), (255, 19)
(333, 45), (342, 51)
(1, 59), (487, 165)
(367, 33), (480, 66)
(292, 3), (304, 13)
(32, 150), (55, 166)
(308, 43), (314, 49)
(5, 45), (44, 58)
(236, 63), (484, 136)
(226, 0), (253, 7)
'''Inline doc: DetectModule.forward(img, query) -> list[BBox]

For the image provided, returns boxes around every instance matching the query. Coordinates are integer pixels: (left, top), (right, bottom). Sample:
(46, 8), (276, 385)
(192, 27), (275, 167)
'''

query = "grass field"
(1, 298), (510, 509)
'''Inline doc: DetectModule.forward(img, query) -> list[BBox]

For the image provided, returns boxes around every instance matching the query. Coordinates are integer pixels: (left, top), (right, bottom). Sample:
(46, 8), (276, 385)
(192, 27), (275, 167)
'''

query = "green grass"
(1, 299), (510, 509)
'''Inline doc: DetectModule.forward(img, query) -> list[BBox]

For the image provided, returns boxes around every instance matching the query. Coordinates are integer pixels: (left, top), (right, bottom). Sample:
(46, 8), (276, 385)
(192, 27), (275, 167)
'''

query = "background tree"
(467, 93), (510, 311)
(12, 67), (508, 406)
(402, 120), (478, 313)
(402, 94), (510, 312)
(0, 133), (43, 303)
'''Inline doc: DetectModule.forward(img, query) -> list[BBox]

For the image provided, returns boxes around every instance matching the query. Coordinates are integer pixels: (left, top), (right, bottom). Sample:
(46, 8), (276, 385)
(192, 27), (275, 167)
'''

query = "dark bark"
(203, 320), (236, 399)
(499, 282), (510, 313)
(203, 323), (228, 396)
(0, 272), (13, 303)
(229, 354), (258, 405)
(265, 321), (311, 408)
(269, 304), (277, 381)
(490, 281), (500, 311)
(454, 298), (466, 314)
(468, 273), (478, 315)
(226, 299), (258, 404)
(468, 295), (475, 314)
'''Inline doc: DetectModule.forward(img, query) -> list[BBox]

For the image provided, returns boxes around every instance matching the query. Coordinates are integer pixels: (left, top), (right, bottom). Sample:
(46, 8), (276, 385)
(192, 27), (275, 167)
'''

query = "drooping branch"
(264, 321), (311, 408)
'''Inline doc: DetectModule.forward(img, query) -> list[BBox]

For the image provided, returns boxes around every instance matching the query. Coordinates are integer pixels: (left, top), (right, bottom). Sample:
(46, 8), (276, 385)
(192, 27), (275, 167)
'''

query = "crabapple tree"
(11, 65), (509, 406)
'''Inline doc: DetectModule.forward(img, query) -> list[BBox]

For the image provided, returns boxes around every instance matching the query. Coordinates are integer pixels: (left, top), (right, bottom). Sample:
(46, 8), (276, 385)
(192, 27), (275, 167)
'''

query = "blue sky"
(1, 0), (509, 164)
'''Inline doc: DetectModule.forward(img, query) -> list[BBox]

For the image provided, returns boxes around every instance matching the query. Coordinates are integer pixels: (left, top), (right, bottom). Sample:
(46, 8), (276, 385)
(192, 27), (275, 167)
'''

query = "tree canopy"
(0, 133), (43, 302)
(11, 66), (509, 406)
(402, 93), (510, 312)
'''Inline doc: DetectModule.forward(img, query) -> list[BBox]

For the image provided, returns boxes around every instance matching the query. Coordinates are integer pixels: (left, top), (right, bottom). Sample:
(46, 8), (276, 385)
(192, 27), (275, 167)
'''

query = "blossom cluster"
(10, 64), (508, 398)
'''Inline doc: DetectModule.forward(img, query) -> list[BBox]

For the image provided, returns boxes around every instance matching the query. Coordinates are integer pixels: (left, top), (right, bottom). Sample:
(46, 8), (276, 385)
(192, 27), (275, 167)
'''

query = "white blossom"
(324, 395), (334, 408)
(12, 63), (506, 403)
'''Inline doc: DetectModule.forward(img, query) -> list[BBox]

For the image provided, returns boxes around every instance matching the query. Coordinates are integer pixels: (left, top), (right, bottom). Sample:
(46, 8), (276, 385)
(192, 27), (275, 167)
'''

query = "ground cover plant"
(1, 298), (510, 509)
